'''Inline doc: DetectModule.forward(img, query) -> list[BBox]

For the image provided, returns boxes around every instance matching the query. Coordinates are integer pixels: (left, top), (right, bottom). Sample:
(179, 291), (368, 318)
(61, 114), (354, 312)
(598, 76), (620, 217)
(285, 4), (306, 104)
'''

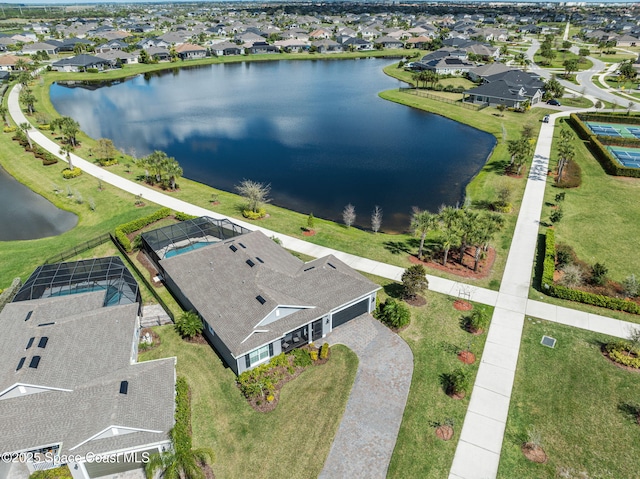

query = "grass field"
(497, 319), (640, 479)
(533, 51), (593, 71)
(387, 285), (493, 478)
(140, 327), (358, 479)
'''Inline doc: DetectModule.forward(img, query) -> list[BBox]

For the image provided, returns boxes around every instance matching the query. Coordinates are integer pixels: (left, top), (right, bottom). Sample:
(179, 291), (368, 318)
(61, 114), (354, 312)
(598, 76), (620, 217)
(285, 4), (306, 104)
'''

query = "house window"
(249, 344), (270, 366)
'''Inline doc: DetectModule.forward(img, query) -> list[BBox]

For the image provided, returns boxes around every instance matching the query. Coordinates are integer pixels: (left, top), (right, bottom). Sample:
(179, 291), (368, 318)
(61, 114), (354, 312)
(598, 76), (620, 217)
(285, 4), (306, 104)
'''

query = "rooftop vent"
(37, 322), (55, 327)
(256, 257), (264, 264)
(24, 311), (33, 321)
(304, 266), (315, 272)
(119, 380), (129, 395)
(26, 337), (35, 349)
(29, 356), (41, 369)
(327, 262), (336, 269)
(239, 242), (246, 249)
(16, 357), (26, 371)
(256, 295), (266, 305)
(229, 244), (238, 252)
(246, 259), (255, 268)
(38, 337), (48, 349)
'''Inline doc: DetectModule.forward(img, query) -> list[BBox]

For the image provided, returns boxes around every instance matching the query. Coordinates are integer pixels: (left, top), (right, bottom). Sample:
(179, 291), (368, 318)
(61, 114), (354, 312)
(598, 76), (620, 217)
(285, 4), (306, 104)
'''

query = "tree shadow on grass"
(617, 402), (640, 421)
(472, 199), (495, 211)
(383, 240), (412, 255)
(531, 233), (547, 292)
(383, 282), (405, 299)
(438, 340), (461, 355)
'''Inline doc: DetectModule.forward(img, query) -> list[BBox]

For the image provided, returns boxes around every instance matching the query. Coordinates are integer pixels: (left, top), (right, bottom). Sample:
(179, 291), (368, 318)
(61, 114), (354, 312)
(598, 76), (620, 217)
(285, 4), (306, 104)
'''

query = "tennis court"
(607, 146), (640, 168)
(586, 121), (640, 139)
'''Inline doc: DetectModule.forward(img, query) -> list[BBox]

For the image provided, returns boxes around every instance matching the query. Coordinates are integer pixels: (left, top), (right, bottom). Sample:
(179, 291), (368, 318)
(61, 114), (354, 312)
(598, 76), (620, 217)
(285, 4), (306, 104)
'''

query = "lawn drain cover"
(540, 335), (556, 348)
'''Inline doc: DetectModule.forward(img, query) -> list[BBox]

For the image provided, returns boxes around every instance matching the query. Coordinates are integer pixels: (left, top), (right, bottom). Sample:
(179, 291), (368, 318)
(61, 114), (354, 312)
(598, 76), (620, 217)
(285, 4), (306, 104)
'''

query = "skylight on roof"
(26, 337), (35, 349)
(16, 357), (26, 371)
(29, 356), (41, 369)
(229, 244), (238, 252)
(38, 337), (48, 349)
(256, 295), (266, 305)
(246, 259), (255, 268)
(25, 311), (33, 321)
(119, 380), (129, 395)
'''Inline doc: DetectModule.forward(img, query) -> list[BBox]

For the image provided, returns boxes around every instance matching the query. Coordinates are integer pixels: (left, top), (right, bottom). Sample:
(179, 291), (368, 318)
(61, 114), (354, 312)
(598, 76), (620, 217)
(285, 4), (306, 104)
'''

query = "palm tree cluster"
(17, 64), (37, 115)
(507, 126), (535, 176)
(411, 206), (504, 272)
(411, 70), (440, 89)
(136, 150), (183, 190)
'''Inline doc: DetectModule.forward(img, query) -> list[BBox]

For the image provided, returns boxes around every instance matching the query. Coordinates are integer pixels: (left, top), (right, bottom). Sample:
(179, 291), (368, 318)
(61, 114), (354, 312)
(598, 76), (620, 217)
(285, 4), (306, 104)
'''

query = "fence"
(110, 233), (176, 321)
(398, 87), (486, 111)
(44, 233), (111, 264)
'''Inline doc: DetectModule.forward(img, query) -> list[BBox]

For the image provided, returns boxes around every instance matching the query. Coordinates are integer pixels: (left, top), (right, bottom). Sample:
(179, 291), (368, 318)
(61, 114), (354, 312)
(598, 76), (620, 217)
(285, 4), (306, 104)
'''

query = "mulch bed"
(405, 295), (427, 307)
(458, 350), (476, 364)
(185, 334), (209, 345)
(140, 328), (161, 351)
(521, 443), (548, 463)
(302, 229), (317, 237)
(435, 425), (454, 441)
(453, 299), (473, 311)
(136, 250), (163, 287)
(601, 345), (640, 373)
(447, 390), (465, 400)
(408, 246), (496, 280)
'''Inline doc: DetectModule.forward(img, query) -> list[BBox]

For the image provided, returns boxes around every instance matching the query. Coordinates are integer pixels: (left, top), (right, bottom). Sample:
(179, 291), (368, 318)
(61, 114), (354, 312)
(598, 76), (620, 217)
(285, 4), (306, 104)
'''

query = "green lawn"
(559, 96), (593, 108)
(533, 51), (593, 71)
(140, 327), (357, 479)
(498, 319), (640, 479)
(540, 117), (640, 284)
(386, 282), (493, 478)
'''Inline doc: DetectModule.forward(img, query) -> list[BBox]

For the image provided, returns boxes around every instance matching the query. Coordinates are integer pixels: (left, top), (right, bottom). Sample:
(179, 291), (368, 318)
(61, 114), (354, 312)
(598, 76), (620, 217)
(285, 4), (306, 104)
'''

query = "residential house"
(311, 39), (343, 53)
(141, 219), (380, 375)
(309, 28), (332, 39)
(247, 41), (279, 54)
(0, 54), (31, 71)
(146, 46), (171, 62)
(375, 36), (404, 49)
(616, 34), (639, 47)
(341, 37), (374, 51)
(467, 62), (512, 82)
(464, 69), (544, 108)
(137, 37), (170, 50)
(57, 37), (93, 53)
(210, 41), (242, 56)
(405, 36), (432, 49)
(51, 54), (110, 72)
(96, 39), (128, 53)
(21, 42), (59, 56)
(174, 43), (207, 60)
(274, 38), (309, 53)
(96, 50), (139, 66)
(0, 257), (175, 479)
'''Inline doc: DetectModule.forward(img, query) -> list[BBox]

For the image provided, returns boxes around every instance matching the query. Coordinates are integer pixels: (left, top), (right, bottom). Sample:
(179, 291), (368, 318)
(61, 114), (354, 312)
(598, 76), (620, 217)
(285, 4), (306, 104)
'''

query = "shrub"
(62, 167), (82, 179)
(175, 211), (198, 221)
(86, 68), (99, 73)
(42, 154), (58, 166)
(401, 264), (429, 299)
(467, 308), (489, 332)
(560, 264), (585, 287)
(623, 274), (639, 298)
(310, 350), (318, 361)
(605, 341), (640, 368)
(306, 212), (315, 230)
(3, 126), (16, 133)
(96, 158), (119, 167)
(37, 124), (50, 131)
(555, 243), (575, 268)
(591, 262), (608, 286)
(555, 159), (582, 188)
(320, 342), (329, 360)
(114, 207), (171, 252)
(30, 466), (72, 479)
(549, 207), (564, 223)
(444, 368), (470, 395)
(376, 298), (411, 329)
(242, 208), (266, 220)
(291, 347), (312, 367)
(174, 310), (203, 339)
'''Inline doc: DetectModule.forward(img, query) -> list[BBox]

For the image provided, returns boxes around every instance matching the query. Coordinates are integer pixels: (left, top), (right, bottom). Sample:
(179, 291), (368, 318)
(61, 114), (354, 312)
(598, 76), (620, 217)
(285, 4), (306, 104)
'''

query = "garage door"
(84, 449), (154, 478)
(332, 298), (369, 329)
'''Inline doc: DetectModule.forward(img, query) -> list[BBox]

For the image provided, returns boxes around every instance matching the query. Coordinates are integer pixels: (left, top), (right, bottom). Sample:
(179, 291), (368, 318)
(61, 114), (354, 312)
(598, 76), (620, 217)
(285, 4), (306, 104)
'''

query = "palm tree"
(20, 90), (37, 115)
(437, 206), (462, 266)
(457, 209), (479, 265)
(410, 208), (436, 261)
(146, 150), (171, 183)
(0, 105), (8, 126)
(19, 122), (32, 149)
(60, 143), (75, 170)
(145, 443), (214, 479)
(165, 158), (183, 190)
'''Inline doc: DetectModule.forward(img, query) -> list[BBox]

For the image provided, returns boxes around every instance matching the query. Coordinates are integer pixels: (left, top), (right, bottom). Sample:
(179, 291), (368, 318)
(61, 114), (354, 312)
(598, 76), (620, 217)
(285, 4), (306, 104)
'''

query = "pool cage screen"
(13, 257), (140, 308)
(141, 216), (250, 267)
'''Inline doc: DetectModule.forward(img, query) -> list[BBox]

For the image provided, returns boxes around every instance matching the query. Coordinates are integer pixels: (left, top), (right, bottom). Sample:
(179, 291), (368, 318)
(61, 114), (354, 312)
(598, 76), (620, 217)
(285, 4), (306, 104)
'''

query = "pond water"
(50, 58), (495, 232)
(0, 166), (77, 241)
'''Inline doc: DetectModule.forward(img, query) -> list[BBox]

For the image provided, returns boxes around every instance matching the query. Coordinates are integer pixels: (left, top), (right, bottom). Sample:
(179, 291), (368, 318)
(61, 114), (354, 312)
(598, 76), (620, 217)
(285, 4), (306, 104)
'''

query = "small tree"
(175, 311), (203, 339)
(19, 122), (32, 149)
(60, 143), (75, 170)
(306, 212), (315, 231)
(623, 274), (639, 298)
(95, 138), (117, 161)
(376, 298), (411, 329)
(467, 308), (489, 333)
(591, 262), (608, 286)
(235, 179), (271, 214)
(342, 203), (356, 228)
(549, 206), (563, 224)
(444, 368), (470, 396)
(401, 264), (429, 299)
(371, 205), (382, 233)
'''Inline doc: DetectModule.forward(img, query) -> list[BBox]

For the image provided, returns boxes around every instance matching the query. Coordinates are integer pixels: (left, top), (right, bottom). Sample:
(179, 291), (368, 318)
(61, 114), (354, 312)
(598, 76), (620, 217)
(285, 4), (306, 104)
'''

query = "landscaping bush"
(320, 342), (329, 360)
(560, 264), (585, 287)
(401, 264), (429, 299)
(37, 124), (51, 131)
(555, 160), (582, 188)
(291, 347), (312, 367)
(549, 206), (564, 223)
(30, 466), (72, 479)
(114, 207), (171, 252)
(42, 153), (58, 165)
(310, 350), (318, 361)
(86, 68), (99, 73)
(62, 167), (82, 179)
(467, 308), (489, 333)
(376, 297), (411, 329)
(0, 278), (21, 313)
(591, 262), (609, 286)
(443, 368), (470, 396)
(3, 126), (16, 133)
(172, 376), (192, 451)
(96, 158), (119, 167)
(556, 243), (575, 267)
(604, 341), (640, 368)
(242, 208), (266, 220)
(175, 211), (198, 221)
(174, 311), (203, 339)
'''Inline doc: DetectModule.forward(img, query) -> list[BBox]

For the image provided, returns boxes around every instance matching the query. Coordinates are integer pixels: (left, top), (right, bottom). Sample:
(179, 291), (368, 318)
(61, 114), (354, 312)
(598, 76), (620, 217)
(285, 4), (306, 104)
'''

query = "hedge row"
(172, 376), (192, 452)
(576, 112), (640, 125)
(0, 278), (21, 314)
(542, 229), (640, 314)
(114, 207), (171, 252)
(174, 211), (198, 221)
(569, 114), (640, 178)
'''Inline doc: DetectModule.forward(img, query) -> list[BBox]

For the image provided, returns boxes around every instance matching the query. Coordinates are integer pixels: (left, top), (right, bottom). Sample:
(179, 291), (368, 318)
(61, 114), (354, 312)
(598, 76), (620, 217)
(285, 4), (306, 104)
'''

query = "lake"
(0, 166), (77, 241)
(50, 58), (495, 232)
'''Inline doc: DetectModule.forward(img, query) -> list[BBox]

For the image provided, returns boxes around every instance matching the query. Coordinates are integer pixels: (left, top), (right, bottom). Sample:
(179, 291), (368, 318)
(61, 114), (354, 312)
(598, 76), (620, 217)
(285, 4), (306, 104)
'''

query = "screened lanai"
(13, 257), (140, 309)
(141, 216), (250, 267)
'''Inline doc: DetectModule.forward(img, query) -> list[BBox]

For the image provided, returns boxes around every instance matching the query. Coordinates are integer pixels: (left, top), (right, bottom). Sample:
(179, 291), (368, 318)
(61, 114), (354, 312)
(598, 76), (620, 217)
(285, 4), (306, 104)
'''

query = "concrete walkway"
(318, 314), (413, 479)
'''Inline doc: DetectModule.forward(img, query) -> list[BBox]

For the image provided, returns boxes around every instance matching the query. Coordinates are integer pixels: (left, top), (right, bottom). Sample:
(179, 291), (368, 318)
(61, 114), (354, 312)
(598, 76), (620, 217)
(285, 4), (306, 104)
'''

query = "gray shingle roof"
(0, 291), (175, 458)
(160, 230), (379, 357)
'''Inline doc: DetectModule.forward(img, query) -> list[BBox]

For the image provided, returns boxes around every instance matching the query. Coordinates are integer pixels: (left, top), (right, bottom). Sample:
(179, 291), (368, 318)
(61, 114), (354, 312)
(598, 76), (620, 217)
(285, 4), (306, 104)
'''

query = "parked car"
(547, 99), (561, 106)
(543, 115), (550, 123)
